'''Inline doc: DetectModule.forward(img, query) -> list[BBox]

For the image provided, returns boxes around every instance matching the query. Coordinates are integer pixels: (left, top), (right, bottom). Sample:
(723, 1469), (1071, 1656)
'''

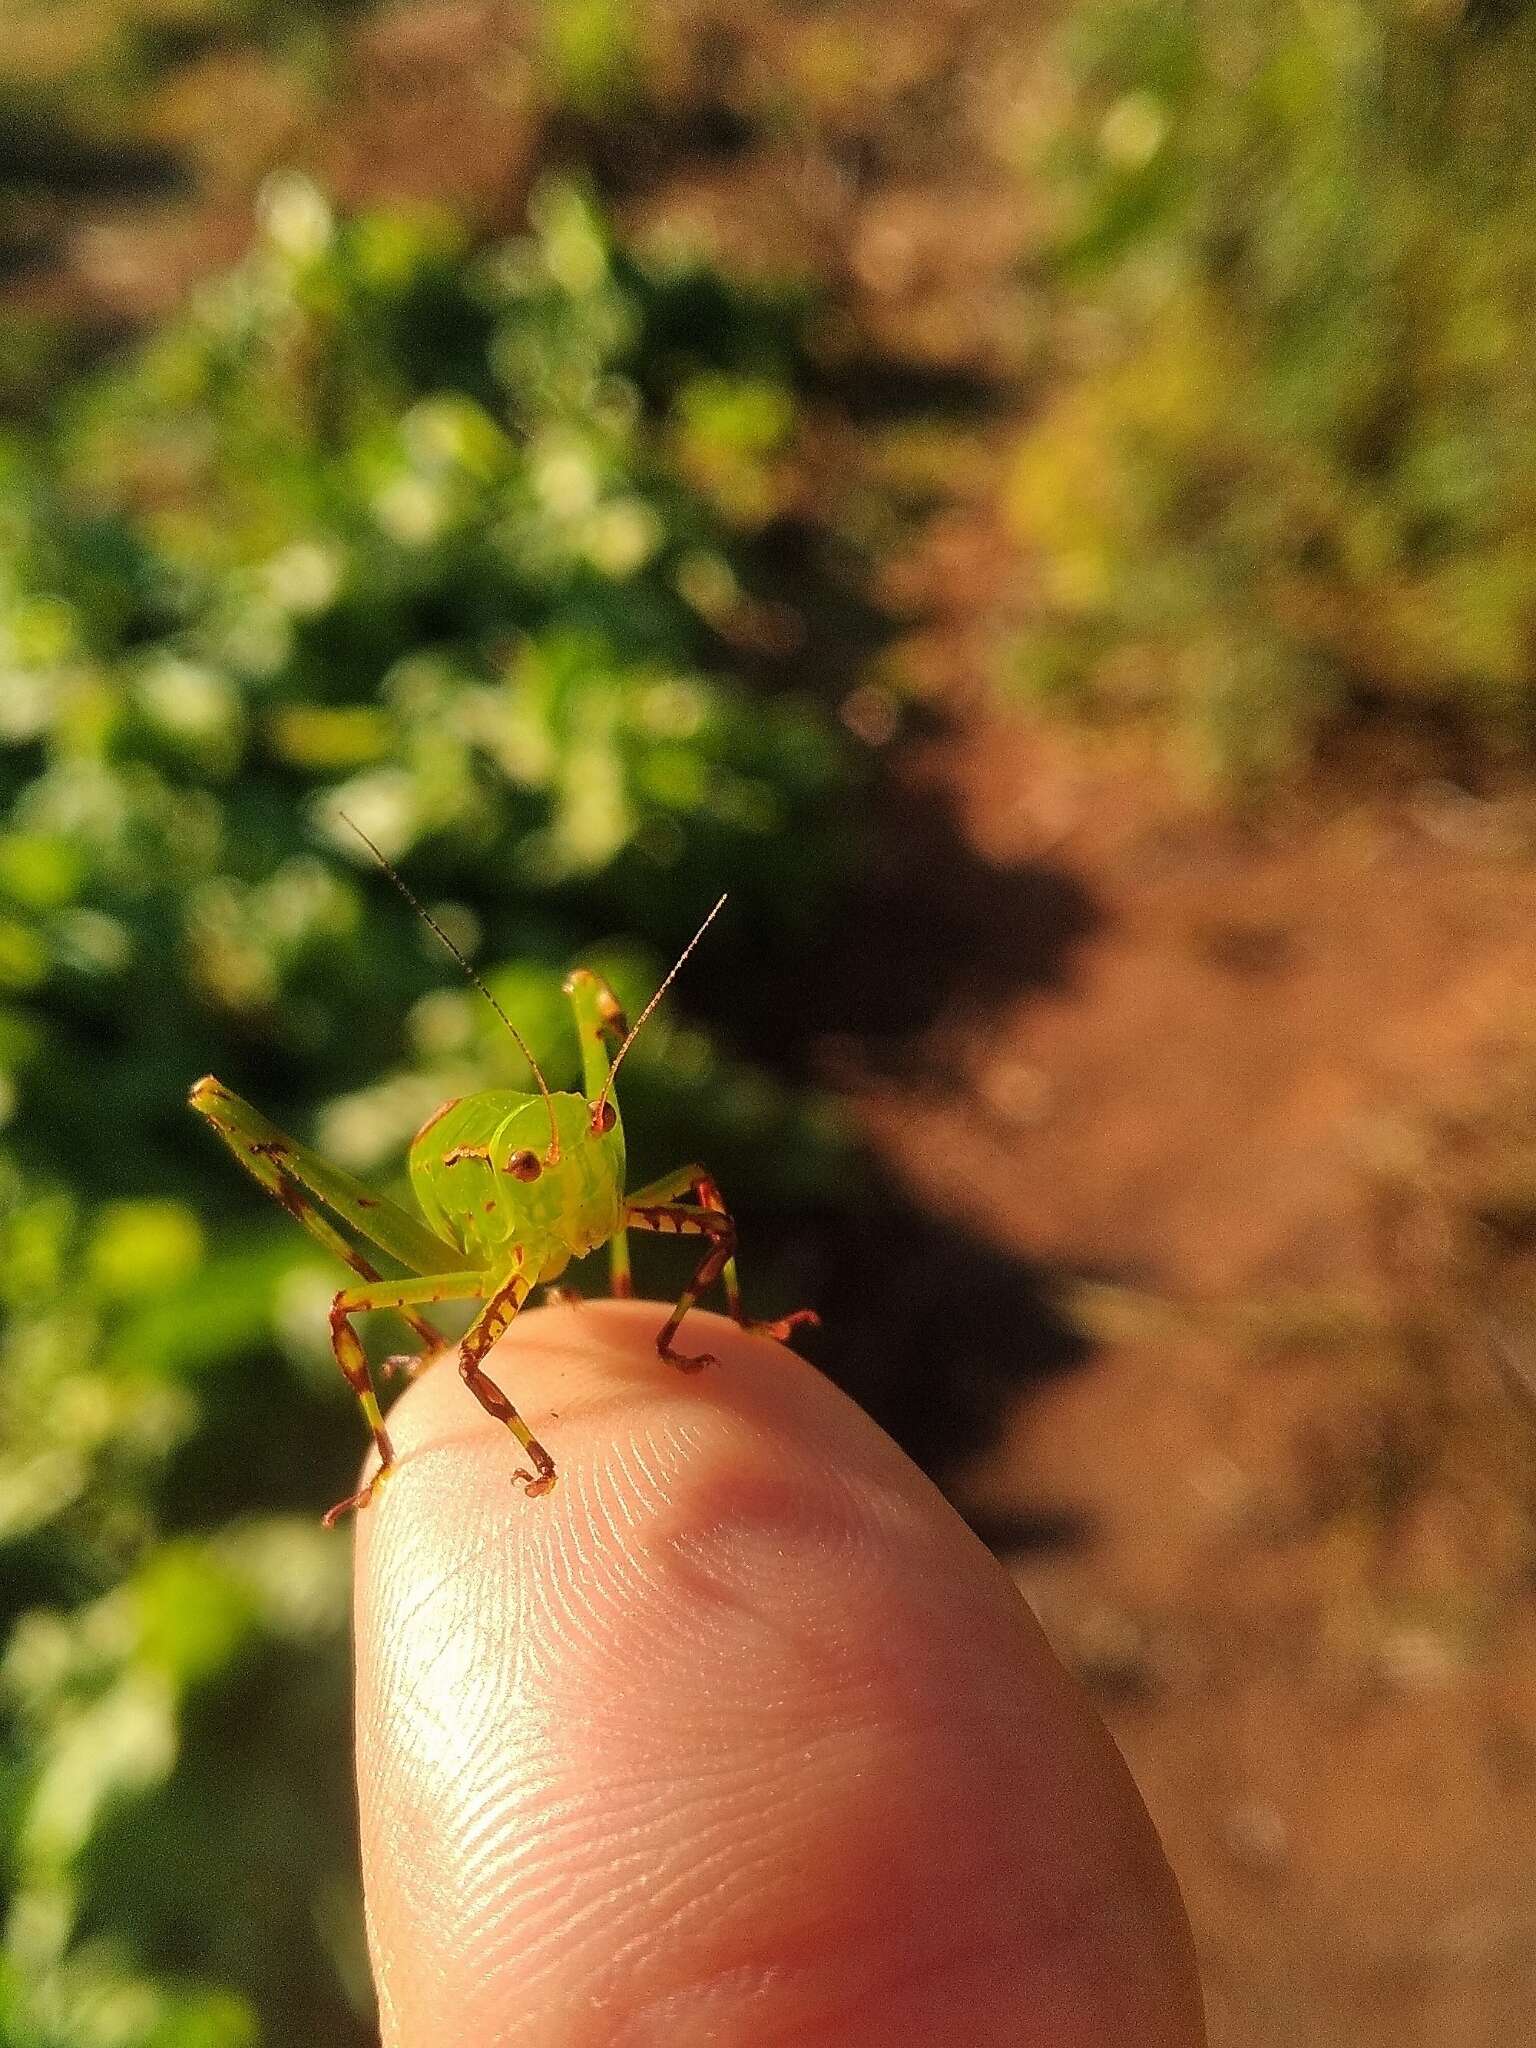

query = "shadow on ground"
(800, 1168), (1094, 1537)
(724, 717), (1105, 1546)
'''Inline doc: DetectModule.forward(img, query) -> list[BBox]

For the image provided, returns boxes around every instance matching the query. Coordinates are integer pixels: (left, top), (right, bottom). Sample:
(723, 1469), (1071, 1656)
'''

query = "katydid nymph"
(189, 829), (818, 1526)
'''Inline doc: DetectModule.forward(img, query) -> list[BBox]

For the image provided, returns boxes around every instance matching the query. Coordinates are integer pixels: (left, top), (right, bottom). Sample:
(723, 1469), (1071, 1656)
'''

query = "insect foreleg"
(458, 1272), (555, 1496)
(624, 1169), (820, 1344)
(623, 1201), (740, 1371)
(322, 1270), (489, 1526)
(624, 1164), (740, 1312)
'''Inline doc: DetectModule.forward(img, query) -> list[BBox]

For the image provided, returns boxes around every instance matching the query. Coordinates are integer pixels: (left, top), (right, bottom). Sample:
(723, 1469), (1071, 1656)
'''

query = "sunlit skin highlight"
(189, 903), (817, 1526)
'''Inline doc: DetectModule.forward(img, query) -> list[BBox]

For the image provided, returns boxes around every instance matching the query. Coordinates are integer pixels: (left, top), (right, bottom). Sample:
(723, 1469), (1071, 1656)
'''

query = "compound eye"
(589, 1099), (617, 1136)
(507, 1149), (542, 1182)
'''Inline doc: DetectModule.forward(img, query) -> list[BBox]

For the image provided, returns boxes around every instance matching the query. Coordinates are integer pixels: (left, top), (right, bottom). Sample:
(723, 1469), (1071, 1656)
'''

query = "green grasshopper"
(189, 832), (817, 1526)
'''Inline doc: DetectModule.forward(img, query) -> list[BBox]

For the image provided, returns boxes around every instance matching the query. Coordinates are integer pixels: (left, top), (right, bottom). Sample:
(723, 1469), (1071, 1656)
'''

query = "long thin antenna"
(338, 813), (561, 1162)
(593, 894), (727, 1127)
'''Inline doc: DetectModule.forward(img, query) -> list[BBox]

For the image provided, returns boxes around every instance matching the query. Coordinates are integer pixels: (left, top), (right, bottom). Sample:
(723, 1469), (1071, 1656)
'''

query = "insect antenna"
(591, 893), (728, 1130)
(337, 813), (561, 1162)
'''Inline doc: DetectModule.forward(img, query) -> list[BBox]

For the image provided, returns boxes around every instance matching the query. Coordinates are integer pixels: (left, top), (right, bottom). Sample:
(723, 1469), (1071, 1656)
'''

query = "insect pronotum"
(189, 825), (818, 1525)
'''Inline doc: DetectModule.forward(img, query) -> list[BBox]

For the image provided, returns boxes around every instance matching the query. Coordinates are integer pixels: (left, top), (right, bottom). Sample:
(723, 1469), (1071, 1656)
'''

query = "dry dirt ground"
(848, 705), (1536, 2048)
(13, 4), (1536, 2041)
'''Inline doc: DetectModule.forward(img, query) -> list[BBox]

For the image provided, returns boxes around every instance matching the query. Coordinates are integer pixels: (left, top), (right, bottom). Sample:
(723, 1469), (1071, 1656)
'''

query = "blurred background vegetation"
(1, 159), (860, 2046)
(4, 2), (1536, 2045)
(1009, 0), (1536, 787)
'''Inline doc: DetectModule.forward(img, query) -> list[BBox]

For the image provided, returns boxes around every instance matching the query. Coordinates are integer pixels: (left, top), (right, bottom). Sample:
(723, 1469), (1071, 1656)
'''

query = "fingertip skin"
(354, 1302), (1205, 2048)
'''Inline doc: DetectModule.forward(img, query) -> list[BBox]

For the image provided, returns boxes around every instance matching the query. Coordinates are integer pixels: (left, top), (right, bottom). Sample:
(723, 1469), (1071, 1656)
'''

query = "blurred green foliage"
(1, 0), (365, 103)
(538, 0), (642, 116)
(0, 174), (856, 2044)
(1009, 0), (1536, 785)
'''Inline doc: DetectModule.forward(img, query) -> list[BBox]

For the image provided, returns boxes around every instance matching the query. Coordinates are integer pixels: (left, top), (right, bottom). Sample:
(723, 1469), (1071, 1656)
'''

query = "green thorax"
(409, 1089), (624, 1272)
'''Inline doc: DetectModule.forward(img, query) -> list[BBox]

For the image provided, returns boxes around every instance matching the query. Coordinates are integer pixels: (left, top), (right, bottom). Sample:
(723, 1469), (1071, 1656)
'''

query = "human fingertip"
(354, 1302), (1203, 2048)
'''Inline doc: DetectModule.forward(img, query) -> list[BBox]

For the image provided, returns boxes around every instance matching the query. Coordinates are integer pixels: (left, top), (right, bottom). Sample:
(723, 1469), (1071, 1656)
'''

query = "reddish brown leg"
(688, 1170), (818, 1341)
(323, 1270), (485, 1526)
(623, 1201), (739, 1371)
(624, 1165), (820, 1341)
(457, 1273), (556, 1496)
(326, 1294), (395, 1528)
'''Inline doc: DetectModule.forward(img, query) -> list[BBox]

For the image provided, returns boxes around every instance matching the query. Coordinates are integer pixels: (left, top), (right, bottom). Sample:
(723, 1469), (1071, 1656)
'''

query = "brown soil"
(12, 4), (1536, 2040)
(849, 708), (1536, 2048)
